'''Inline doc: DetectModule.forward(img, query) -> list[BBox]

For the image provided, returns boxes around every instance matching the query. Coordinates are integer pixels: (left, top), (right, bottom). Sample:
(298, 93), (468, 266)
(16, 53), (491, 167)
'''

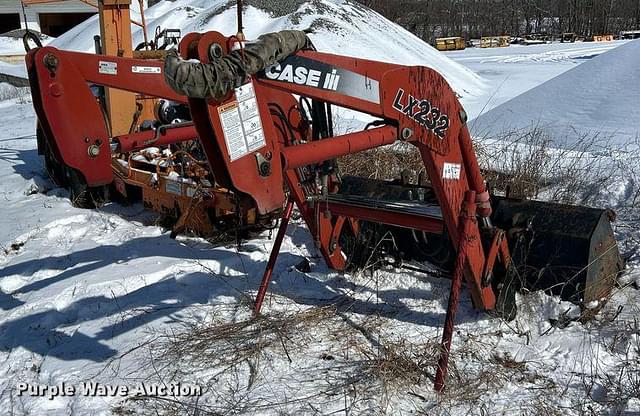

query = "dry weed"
(337, 142), (424, 181)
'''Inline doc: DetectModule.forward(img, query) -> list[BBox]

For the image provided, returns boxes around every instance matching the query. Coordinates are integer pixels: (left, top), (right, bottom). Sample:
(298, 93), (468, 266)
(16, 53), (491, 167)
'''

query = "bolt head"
(49, 83), (63, 97)
(88, 145), (100, 158)
(259, 161), (271, 176)
(209, 43), (223, 60)
(401, 127), (413, 140)
(459, 109), (468, 125)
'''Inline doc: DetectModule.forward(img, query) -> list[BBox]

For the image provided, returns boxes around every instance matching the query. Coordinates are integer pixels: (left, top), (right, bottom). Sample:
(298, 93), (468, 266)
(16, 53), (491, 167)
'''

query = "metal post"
(137, 0), (149, 49)
(434, 190), (476, 392)
(254, 197), (295, 315)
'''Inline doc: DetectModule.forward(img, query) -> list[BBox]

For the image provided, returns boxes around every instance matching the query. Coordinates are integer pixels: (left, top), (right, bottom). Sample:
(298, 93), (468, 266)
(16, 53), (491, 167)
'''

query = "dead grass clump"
(0, 84), (30, 103)
(337, 124), (620, 208)
(164, 306), (337, 369)
(123, 306), (341, 415)
(357, 338), (440, 388)
(474, 125), (617, 205)
(337, 143), (424, 181)
(583, 304), (640, 411)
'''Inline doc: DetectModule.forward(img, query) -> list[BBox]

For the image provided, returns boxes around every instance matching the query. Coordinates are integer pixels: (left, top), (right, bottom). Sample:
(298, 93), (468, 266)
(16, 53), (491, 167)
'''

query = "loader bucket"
(491, 197), (624, 305)
(335, 176), (624, 306)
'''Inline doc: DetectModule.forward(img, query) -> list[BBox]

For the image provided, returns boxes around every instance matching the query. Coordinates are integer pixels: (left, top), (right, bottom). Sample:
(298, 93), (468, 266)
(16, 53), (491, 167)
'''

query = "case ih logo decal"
(392, 88), (450, 139)
(260, 56), (380, 104)
(266, 63), (340, 90)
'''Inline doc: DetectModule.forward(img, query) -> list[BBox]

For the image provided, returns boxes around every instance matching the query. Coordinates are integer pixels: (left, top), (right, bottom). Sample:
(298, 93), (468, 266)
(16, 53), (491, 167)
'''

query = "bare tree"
(359, 0), (640, 43)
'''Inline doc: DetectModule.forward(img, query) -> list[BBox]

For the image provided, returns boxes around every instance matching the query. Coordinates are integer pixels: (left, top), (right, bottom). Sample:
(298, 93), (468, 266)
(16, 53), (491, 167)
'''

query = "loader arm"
(177, 33), (499, 311)
(26, 47), (190, 186)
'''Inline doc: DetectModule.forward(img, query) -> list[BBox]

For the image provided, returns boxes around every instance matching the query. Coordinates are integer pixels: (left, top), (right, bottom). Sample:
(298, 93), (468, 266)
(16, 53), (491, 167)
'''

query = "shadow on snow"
(0, 230), (475, 362)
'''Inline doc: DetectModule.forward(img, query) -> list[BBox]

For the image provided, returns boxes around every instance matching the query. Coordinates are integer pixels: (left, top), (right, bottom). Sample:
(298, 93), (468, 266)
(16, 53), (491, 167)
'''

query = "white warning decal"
(218, 82), (266, 161)
(219, 103), (248, 161)
(442, 162), (461, 180)
(98, 61), (117, 75)
(132, 65), (161, 74)
(165, 180), (182, 195)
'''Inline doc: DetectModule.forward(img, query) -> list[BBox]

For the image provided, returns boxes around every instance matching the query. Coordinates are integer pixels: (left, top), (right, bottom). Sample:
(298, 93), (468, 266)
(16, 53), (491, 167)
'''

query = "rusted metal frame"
(189, 33), (499, 310)
(256, 48), (499, 310)
(27, 48), (114, 185)
(177, 34), (234, 190)
(170, 188), (204, 239)
(264, 87), (350, 270)
(258, 53), (497, 305)
(281, 167), (348, 271)
(254, 197), (295, 314)
(458, 127), (492, 218)
(178, 33), (287, 215)
(417, 133), (496, 310)
(27, 47), (190, 186)
(434, 190), (477, 392)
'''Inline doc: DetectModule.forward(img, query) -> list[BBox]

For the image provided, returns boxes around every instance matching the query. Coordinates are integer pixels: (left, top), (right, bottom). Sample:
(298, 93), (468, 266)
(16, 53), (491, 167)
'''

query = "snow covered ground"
(443, 40), (629, 119)
(469, 39), (640, 147)
(0, 37), (28, 58)
(0, 35), (54, 58)
(1, 1), (640, 414)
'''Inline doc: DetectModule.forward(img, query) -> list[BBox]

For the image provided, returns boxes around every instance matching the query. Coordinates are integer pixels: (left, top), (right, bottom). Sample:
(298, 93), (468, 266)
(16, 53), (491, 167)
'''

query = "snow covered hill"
(470, 39), (640, 146)
(51, 0), (486, 101)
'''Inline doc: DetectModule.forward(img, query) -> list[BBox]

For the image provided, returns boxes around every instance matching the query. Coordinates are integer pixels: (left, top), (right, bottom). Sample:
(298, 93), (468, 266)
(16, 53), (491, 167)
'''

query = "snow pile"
(50, 0), (486, 100)
(0, 32), (53, 56)
(0, 37), (27, 57)
(470, 39), (640, 147)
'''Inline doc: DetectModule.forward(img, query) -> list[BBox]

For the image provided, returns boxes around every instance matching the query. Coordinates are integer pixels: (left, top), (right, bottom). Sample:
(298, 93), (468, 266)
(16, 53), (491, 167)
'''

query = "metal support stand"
(254, 197), (295, 315)
(434, 191), (477, 392)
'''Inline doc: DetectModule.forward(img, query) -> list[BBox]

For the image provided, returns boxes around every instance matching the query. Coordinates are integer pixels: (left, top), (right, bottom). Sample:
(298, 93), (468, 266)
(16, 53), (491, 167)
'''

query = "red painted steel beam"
(37, 48), (187, 104)
(281, 125), (397, 169)
(325, 201), (443, 233)
(434, 191), (476, 392)
(254, 198), (295, 315)
(114, 123), (198, 153)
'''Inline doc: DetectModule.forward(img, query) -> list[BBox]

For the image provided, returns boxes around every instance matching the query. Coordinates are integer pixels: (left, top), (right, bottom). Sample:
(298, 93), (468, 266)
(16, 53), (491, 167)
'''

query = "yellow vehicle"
(593, 34), (614, 42)
(480, 35), (510, 48)
(435, 36), (465, 51)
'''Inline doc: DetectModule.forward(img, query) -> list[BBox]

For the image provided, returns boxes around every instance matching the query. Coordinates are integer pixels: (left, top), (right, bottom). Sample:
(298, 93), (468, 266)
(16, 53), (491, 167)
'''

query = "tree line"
(357, 0), (640, 42)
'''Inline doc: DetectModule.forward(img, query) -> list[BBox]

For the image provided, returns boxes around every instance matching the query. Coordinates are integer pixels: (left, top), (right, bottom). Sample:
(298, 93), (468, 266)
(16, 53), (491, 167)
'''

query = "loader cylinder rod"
(281, 125), (397, 169)
(254, 197), (295, 315)
(114, 123), (198, 153)
(458, 128), (491, 218)
(434, 190), (476, 392)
